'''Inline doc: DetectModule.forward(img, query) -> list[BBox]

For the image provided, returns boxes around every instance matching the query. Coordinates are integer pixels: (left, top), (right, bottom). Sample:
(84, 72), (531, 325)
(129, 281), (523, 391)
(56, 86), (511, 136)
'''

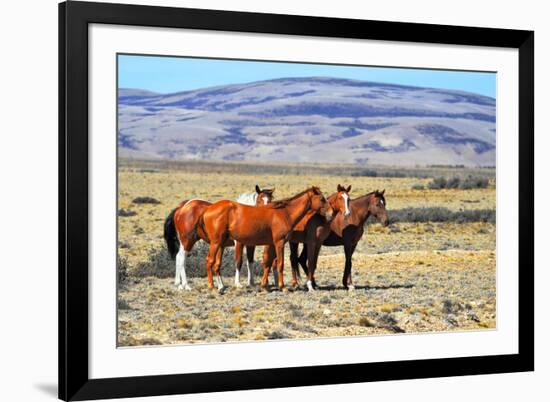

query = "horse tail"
(164, 208), (179, 259)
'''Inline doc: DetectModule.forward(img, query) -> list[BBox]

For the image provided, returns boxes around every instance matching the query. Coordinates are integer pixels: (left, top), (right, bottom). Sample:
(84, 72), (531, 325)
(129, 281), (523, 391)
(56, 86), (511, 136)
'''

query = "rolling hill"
(118, 77), (496, 166)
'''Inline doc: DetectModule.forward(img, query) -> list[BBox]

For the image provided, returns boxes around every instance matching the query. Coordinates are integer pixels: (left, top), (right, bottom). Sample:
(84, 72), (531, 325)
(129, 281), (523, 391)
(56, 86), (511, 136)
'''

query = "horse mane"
(267, 187), (319, 209)
(354, 190), (385, 205)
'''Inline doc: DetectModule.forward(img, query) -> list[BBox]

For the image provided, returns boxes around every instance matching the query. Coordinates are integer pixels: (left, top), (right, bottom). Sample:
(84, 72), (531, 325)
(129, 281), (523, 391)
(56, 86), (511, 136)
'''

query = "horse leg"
(343, 242), (357, 291)
(289, 242), (301, 288)
(306, 241), (321, 292)
(175, 244), (192, 291)
(213, 246), (225, 291)
(261, 245), (275, 291)
(274, 240), (286, 291)
(174, 235), (196, 290)
(205, 243), (218, 289)
(263, 245), (278, 286)
(234, 241), (244, 287)
(298, 243), (309, 277)
(272, 258), (279, 286)
(246, 245), (256, 286)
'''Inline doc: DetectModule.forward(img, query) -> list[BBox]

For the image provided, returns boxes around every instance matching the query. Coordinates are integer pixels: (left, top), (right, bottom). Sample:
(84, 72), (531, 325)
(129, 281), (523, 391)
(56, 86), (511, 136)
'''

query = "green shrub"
(427, 176), (490, 190)
(427, 177), (448, 189)
(460, 175), (490, 189)
(387, 207), (495, 224)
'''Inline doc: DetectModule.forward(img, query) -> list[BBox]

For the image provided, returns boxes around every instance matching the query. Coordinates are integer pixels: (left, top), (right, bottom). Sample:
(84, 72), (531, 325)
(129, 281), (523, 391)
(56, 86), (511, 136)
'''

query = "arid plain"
(117, 159), (496, 346)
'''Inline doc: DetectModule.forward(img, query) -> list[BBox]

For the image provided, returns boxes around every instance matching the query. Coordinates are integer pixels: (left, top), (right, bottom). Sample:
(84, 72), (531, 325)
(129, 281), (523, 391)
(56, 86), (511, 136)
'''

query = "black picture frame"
(59, 1), (534, 400)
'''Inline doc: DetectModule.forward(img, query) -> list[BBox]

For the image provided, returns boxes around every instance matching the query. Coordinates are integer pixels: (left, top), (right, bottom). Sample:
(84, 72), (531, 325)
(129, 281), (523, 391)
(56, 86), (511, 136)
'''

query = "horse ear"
(255, 185), (261, 194)
(346, 185), (352, 193)
(380, 189), (385, 195)
(337, 184), (344, 192)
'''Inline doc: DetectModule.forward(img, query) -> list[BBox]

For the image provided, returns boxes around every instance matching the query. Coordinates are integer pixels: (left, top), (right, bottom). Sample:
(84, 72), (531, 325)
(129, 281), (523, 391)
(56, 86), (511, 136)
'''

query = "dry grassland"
(117, 160), (496, 346)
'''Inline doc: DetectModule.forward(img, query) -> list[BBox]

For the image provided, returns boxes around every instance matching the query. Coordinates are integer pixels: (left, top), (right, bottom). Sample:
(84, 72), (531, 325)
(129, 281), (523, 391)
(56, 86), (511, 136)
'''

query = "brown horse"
(200, 187), (333, 291)
(260, 185), (351, 291)
(163, 186), (274, 290)
(295, 189), (389, 290)
(234, 185), (275, 287)
(287, 184), (352, 291)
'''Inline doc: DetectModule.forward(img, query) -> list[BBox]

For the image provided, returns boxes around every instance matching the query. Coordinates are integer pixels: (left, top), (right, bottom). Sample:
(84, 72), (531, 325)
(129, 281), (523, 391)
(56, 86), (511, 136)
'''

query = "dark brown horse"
(200, 187), (333, 291)
(163, 186), (274, 290)
(294, 189), (389, 290)
(285, 184), (352, 291)
(234, 185), (275, 287)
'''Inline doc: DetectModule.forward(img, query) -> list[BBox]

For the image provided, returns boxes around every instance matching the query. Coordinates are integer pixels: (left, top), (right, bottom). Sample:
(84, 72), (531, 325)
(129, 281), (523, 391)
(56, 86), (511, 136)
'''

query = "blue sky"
(118, 54), (496, 98)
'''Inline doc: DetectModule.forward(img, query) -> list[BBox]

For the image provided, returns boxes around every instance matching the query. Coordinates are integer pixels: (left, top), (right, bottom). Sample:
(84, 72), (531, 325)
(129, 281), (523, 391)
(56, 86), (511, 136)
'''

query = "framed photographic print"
(59, 1), (534, 400)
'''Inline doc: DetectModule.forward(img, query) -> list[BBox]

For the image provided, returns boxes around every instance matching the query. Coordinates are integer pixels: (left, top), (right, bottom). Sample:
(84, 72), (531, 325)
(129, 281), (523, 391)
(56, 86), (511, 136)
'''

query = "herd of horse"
(163, 184), (389, 292)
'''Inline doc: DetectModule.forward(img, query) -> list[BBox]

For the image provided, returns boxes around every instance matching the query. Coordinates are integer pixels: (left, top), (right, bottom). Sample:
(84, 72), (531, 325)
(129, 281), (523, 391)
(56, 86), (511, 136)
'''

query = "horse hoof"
(260, 286), (269, 292)
(281, 287), (288, 293)
(234, 283), (242, 288)
(178, 284), (192, 291)
(348, 285), (355, 292)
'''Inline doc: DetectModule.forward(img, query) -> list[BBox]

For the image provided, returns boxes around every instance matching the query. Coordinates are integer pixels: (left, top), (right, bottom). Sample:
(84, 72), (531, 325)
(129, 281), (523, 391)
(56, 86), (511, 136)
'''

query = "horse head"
(332, 184), (352, 218)
(369, 189), (389, 226)
(308, 186), (334, 221)
(255, 185), (275, 205)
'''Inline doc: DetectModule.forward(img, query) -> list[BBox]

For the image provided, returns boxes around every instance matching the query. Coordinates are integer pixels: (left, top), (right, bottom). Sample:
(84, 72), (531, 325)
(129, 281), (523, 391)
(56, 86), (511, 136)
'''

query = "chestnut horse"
(199, 187), (333, 291)
(234, 185), (275, 287)
(294, 189), (389, 290)
(163, 186), (274, 290)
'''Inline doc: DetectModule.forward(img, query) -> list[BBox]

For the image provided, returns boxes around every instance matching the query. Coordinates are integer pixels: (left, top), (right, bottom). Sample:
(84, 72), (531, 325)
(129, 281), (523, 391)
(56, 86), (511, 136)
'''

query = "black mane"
(268, 187), (319, 209)
(355, 191), (385, 205)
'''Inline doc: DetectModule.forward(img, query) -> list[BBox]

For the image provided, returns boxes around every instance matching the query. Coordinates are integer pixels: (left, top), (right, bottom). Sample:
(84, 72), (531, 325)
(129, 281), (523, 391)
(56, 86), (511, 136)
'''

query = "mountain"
(117, 77), (496, 166)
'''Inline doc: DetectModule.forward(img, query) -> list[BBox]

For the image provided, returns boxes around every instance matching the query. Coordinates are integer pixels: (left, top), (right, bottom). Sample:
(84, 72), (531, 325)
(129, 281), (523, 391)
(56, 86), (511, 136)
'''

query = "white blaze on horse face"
(262, 196), (268, 205)
(342, 193), (350, 217)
